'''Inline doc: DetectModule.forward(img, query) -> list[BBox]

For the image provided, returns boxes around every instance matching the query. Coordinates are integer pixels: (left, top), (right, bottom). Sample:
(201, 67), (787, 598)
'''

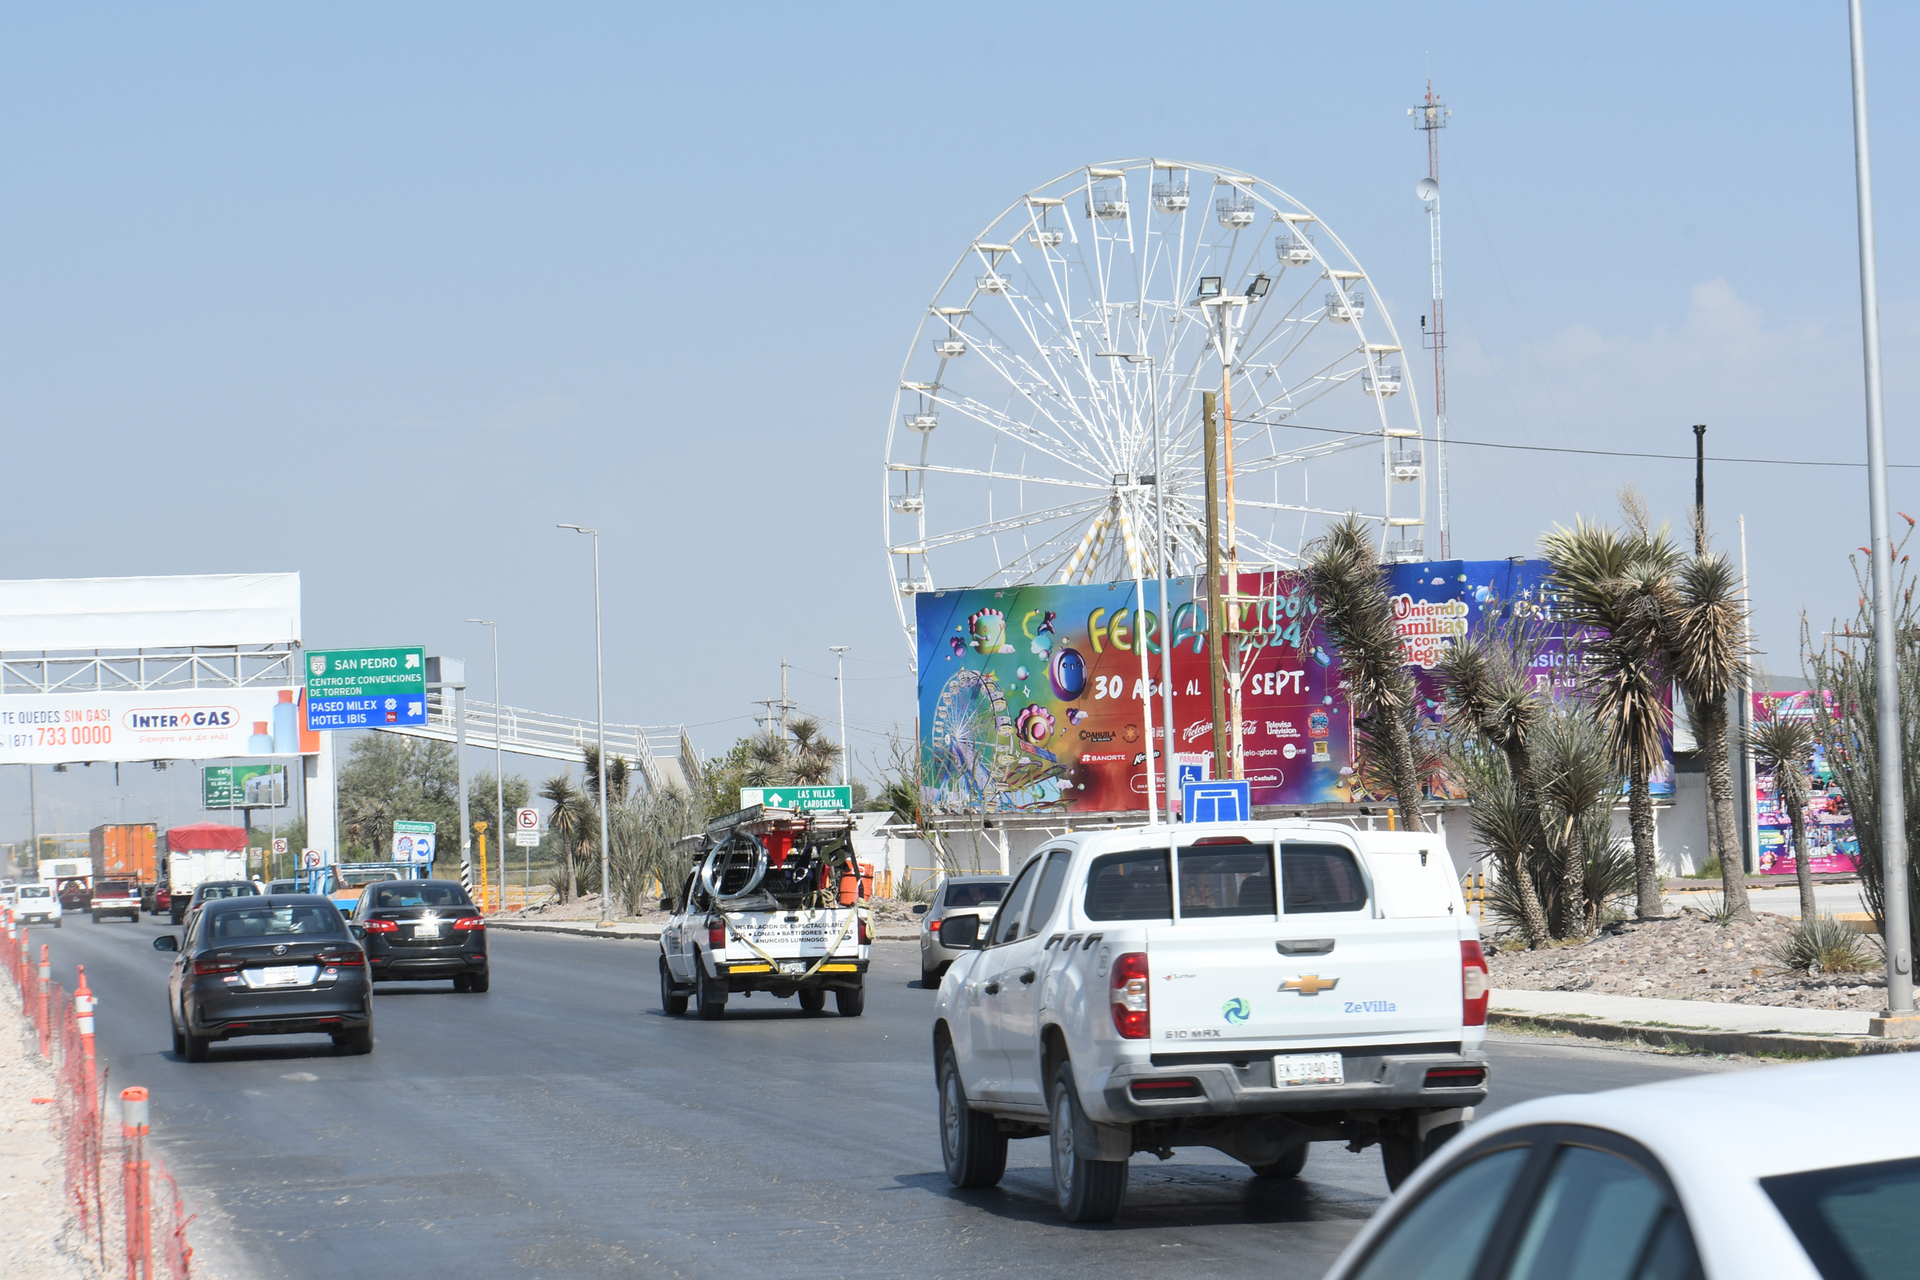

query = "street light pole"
(1098, 352), (1179, 827)
(559, 524), (611, 926)
(829, 646), (850, 787)
(1847, 0), (1915, 1030)
(469, 618), (504, 913)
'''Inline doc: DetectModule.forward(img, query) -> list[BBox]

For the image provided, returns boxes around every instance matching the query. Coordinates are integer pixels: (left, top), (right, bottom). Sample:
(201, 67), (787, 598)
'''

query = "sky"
(2, 1), (1916, 843)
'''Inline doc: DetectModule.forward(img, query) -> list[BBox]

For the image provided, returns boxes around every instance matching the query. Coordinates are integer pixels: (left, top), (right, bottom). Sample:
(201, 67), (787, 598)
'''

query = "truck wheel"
(91, 912), (101, 925)
(797, 987), (826, 1013)
(694, 967), (727, 1021)
(1381, 1118), (1457, 1190)
(659, 958), (688, 1016)
(1049, 1061), (1129, 1222)
(834, 982), (865, 1017)
(939, 1045), (1006, 1188)
(1250, 1144), (1311, 1179)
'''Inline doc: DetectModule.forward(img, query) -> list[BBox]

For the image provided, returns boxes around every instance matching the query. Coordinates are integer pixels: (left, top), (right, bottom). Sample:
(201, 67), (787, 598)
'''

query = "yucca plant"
(1541, 492), (1682, 919)
(1532, 708), (1624, 937)
(1436, 627), (1551, 944)
(1305, 512), (1427, 833)
(1748, 710), (1818, 922)
(1774, 915), (1874, 975)
(539, 774), (595, 902)
(1668, 533), (1753, 921)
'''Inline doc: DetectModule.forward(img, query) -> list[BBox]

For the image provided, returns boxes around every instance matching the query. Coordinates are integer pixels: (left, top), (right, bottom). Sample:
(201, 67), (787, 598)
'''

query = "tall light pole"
(1098, 352), (1178, 828)
(558, 523), (611, 925)
(829, 646), (850, 787)
(468, 618), (504, 913)
(1847, 0), (1914, 1031)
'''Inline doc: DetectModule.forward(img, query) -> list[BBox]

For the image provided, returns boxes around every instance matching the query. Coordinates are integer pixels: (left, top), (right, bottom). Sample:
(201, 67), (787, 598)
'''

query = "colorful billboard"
(1752, 691), (1859, 876)
(0, 688), (310, 765)
(915, 574), (1356, 816)
(1383, 559), (1676, 799)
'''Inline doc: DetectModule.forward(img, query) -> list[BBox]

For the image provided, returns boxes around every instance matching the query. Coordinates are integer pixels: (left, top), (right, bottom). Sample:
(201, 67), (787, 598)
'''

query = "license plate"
(262, 966), (302, 987)
(1274, 1053), (1344, 1087)
(414, 923), (441, 939)
(779, 961), (806, 975)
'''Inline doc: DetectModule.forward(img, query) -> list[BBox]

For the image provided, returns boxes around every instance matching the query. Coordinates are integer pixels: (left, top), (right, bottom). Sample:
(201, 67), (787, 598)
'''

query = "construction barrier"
(3, 906), (194, 1277)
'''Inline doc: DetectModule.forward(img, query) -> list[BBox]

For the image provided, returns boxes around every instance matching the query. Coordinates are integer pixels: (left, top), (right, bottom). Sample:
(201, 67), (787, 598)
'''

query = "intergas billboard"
(916, 573), (1356, 816)
(0, 688), (309, 765)
(915, 559), (1675, 817)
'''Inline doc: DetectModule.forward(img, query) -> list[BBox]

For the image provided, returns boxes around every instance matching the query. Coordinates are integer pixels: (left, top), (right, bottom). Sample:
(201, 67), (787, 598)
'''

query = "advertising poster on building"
(1752, 691), (1859, 875)
(915, 574), (1355, 816)
(0, 687), (310, 765)
(1382, 559), (1676, 799)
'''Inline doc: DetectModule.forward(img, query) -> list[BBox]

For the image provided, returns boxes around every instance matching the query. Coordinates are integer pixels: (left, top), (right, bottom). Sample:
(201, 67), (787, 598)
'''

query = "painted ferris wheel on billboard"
(883, 158), (1429, 664)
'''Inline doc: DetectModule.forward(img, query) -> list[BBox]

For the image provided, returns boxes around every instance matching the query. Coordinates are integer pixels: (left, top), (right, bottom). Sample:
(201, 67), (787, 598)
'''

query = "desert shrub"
(1773, 915), (1874, 974)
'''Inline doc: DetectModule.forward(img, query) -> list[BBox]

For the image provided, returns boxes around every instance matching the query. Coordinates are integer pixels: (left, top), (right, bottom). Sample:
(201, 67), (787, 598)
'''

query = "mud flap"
(1417, 1107), (1470, 1141)
(1063, 1073), (1132, 1161)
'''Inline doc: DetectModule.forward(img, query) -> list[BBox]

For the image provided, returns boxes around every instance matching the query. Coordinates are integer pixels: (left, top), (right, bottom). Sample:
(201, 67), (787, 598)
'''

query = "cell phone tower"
(1411, 84), (1452, 558)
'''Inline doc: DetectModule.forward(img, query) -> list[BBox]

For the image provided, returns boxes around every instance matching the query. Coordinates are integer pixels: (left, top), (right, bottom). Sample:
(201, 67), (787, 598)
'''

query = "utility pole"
(1203, 392), (1229, 781)
(1692, 424), (1707, 555)
(829, 646), (850, 786)
(780, 659), (791, 735)
(558, 523), (610, 926)
(1847, 0), (1915, 1032)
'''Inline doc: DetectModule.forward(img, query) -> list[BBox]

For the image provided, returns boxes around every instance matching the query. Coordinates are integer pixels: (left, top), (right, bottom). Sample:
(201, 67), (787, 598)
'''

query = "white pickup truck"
(932, 819), (1491, 1221)
(659, 806), (871, 1020)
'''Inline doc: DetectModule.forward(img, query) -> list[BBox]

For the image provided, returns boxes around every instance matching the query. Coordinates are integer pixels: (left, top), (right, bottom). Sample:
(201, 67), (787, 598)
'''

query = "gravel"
(0, 986), (103, 1279)
(1487, 908), (1888, 1012)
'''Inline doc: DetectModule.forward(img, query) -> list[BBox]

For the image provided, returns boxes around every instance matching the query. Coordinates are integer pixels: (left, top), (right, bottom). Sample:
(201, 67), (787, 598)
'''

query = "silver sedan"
(914, 875), (1010, 988)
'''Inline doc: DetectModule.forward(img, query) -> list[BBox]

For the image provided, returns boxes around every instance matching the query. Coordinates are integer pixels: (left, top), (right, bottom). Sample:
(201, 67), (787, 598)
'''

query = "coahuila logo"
(1222, 997), (1251, 1026)
(309, 655), (326, 676)
(124, 706), (238, 731)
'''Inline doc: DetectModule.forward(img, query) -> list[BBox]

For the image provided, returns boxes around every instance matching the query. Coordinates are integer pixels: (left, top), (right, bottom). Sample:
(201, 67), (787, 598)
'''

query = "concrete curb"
(1489, 1011), (1920, 1059)
(487, 920), (923, 943)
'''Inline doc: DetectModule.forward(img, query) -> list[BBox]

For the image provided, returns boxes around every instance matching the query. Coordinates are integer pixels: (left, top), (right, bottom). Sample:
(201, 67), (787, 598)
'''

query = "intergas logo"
(123, 706), (240, 731)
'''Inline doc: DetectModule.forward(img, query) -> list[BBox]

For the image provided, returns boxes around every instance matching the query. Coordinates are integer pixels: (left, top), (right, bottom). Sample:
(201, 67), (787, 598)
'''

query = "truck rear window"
(1282, 845), (1368, 913)
(1084, 846), (1278, 920)
(97, 881), (132, 895)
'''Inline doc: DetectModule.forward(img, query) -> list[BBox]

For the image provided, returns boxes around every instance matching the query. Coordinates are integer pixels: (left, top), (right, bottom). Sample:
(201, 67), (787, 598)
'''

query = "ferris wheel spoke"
(900, 497), (1110, 556)
(891, 462), (1110, 491)
(930, 389), (1111, 481)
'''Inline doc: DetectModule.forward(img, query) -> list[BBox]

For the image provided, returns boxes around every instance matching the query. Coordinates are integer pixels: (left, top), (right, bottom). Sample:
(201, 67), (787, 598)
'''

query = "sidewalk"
(1491, 987), (1920, 1058)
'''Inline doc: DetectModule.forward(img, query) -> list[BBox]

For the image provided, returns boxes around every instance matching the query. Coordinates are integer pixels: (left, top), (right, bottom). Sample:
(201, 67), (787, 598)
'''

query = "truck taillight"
(707, 918), (727, 950)
(1110, 952), (1150, 1039)
(451, 917), (485, 931)
(858, 918), (869, 946)
(1462, 940), (1490, 1027)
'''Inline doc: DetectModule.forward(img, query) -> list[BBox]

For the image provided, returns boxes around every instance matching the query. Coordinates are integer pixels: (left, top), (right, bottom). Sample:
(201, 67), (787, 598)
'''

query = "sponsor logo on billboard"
(125, 706), (238, 730)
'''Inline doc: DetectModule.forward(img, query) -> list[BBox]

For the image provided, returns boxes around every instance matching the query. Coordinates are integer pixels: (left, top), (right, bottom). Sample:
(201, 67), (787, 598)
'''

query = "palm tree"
(581, 745), (633, 806)
(1435, 629), (1551, 944)
(1541, 500), (1682, 918)
(1533, 708), (1623, 936)
(1749, 710), (1818, 922)
(787, 718), (842, 786)
(540, 774), (592, 901)
(1305, 513), (1426, 832)
(1669, 541), (1753, 920)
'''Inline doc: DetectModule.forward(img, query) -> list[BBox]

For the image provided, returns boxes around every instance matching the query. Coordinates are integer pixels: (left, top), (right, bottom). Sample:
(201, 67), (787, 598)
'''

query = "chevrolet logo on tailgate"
(1281, 975), (1339, 996)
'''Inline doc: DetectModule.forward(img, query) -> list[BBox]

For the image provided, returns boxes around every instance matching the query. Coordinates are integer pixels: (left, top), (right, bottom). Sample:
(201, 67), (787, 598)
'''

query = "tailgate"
(1146, 919), (1462, 1046)
(727, 910), (862, 959)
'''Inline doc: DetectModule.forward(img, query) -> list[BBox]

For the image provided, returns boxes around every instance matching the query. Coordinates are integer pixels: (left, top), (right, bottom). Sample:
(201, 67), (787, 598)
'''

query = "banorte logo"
(1391, 593), (1470, 668)
(123, 706), (240, 731)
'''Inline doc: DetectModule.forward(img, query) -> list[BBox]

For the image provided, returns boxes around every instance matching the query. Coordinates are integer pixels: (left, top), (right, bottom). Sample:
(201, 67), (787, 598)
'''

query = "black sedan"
(354, 879), (490, 991)
(155, 895), (372, 1061)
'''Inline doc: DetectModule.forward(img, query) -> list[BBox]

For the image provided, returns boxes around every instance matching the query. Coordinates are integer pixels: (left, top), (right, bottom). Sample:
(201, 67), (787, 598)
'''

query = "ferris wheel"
(884, 158), (1428, 662)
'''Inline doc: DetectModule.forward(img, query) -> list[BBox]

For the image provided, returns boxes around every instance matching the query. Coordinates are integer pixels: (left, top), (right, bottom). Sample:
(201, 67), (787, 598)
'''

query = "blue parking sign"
(1182, 779), (1251, 823)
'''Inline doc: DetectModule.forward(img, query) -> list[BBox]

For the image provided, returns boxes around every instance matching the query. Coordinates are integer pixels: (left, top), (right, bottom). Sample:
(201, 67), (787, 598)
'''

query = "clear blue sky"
(2, 2), (1915, 837)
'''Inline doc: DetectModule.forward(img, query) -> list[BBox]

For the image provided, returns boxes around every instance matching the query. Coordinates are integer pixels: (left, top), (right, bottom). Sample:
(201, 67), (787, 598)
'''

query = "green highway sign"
(304, 646), (427, 730)
(740, 785), (853, 812)
(203, 764), (287, 809)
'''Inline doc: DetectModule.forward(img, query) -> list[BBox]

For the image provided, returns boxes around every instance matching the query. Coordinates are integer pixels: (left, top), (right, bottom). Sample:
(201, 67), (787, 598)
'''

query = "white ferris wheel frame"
(884, 157), (1428, 666)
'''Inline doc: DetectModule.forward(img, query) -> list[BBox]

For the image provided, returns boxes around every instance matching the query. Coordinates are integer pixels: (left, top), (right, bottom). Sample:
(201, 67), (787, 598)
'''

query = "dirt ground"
(0, 986), (102, 1279)
(1487, 906), (1889, 1011)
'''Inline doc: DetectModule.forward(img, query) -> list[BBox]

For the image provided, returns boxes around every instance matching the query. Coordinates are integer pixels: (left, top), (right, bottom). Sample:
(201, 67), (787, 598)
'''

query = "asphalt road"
(37, 914), (1734, 1280)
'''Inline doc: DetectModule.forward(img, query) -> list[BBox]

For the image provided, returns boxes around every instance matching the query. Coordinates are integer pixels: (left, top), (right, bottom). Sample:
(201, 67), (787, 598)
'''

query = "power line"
(1227, 414), (1920, 470)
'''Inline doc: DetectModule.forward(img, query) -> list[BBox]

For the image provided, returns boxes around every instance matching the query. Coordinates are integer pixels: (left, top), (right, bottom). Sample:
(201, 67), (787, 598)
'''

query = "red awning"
(161, 823), (249, 852)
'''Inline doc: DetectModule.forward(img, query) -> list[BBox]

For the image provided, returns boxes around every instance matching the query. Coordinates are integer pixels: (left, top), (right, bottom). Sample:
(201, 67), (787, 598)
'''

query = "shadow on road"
(892, 1162), (1383, 1229)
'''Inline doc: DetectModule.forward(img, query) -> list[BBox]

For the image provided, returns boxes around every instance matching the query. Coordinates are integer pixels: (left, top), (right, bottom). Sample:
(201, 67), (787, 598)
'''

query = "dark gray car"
(354, 879), (490, 991)
(915, 875), (1011, 987)
(155, 895), (372, 1061)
